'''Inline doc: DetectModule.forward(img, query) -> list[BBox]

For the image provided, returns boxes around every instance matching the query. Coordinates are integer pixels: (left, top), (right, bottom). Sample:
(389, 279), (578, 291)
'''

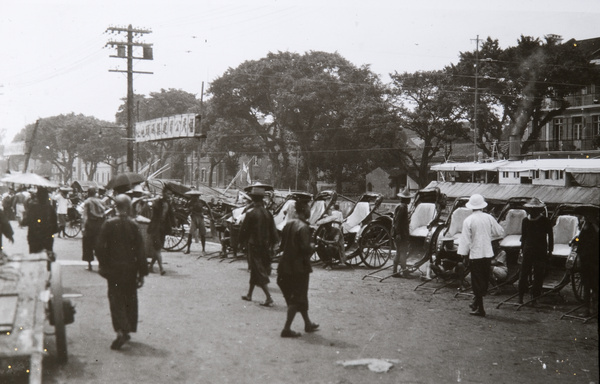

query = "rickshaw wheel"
(359, 222), (392, 268)
(50, 263), (68, 363)
(63, 219), (81, 238)
(163, 222), (187, 252)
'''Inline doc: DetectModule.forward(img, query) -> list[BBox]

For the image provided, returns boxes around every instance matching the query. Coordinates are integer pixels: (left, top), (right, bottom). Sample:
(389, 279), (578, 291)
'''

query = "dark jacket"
(238, 204), (278, 248)
(392, 202), (409, 240)
(277, 218), (314, 275)
(96, 214), (148, 282)
(24, 198), (58, 253)
(521, 215), (554, 256)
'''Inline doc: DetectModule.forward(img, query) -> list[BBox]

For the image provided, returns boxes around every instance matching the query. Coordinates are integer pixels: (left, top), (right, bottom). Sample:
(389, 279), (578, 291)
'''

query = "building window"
(573, 117), (583, 140)
(502, 171), (509, 178)
(559, 170), (564, 179)
(513, 172), (519, 178)
(593, 115), (600, 136)
(544, 170), (550, 179)
(534, 170), (540, 179)
(554, 118), (564, 141)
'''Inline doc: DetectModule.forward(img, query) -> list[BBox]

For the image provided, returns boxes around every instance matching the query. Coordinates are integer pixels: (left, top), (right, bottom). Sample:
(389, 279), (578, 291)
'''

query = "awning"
(431, 160), (509, 172)
(426, 181), (600, 207)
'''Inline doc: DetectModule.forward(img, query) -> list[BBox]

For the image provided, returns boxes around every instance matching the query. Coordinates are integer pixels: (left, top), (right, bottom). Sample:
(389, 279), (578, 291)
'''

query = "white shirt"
(55, 194), (70, 215)
(457, 210), (504, 260)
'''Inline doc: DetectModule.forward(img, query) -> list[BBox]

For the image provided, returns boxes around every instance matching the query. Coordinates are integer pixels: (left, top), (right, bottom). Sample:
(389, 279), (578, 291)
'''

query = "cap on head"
(115, 194), (132, 212)
(466, 194), (487, 210)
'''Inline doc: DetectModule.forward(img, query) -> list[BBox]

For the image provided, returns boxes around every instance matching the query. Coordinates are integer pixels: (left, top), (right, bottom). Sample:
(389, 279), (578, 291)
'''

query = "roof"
(431, 160), (509, 172)
(431, 158), (600, 173)
(426, 181), (600, 206)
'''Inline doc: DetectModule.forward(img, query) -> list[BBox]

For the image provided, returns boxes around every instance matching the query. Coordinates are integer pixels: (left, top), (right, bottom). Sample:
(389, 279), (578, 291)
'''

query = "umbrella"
(106, 172), (145, 194)
(1, 172), (58, 188)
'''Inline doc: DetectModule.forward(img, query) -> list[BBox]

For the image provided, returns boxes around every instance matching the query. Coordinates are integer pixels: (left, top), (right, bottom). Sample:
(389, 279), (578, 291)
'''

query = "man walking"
(239, 184), (278, 307)
(457, 194), (504, 317)
(96, 194), (148, 350)
(81, 187), (105, 271)
(277, 198), (319, 337)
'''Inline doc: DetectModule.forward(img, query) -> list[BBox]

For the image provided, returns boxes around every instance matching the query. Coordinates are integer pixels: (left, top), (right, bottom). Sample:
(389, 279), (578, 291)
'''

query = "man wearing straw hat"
(239, 184), (278, 307)
(457, 194), (504, 317)
(183, 189), (214, 256)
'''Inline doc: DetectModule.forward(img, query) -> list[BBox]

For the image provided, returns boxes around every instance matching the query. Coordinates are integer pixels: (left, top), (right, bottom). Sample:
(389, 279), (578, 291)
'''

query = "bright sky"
(1, 0), (598, 144)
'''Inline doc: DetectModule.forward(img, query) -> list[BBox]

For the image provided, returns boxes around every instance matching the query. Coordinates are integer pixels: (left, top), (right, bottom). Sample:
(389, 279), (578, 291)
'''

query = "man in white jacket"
(457, 194), (504, 317)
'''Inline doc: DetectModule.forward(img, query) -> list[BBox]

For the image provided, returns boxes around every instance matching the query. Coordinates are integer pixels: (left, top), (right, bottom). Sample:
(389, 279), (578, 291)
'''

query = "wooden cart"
(0, 252), (74, 383)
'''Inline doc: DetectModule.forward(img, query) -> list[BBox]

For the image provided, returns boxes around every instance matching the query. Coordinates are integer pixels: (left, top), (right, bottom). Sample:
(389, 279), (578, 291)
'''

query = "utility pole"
(471, 35), (480, 162)
(106, 24), (153, 172)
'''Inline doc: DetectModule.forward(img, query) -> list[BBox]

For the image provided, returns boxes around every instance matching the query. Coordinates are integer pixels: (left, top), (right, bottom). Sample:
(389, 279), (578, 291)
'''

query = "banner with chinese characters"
(135, 113), (200, 142)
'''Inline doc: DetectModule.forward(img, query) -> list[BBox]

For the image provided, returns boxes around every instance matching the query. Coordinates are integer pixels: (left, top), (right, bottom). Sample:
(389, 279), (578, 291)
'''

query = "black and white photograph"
(0, 1), (598, 383)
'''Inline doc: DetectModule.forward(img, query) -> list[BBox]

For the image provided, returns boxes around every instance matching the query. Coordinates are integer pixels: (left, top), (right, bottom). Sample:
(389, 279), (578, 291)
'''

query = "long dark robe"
(24, 199), (58, 253)
(96, 215), (148, 333)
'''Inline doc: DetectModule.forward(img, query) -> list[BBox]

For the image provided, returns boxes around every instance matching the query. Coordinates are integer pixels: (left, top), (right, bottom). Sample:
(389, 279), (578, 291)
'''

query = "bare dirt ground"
(1, 223), (598, 384)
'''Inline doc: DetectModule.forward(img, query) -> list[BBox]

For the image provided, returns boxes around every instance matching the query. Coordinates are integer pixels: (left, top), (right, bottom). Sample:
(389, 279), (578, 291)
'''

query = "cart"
(0, 252), (75, 383)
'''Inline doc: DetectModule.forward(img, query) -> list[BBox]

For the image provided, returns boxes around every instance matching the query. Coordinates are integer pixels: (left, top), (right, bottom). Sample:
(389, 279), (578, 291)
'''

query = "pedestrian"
(457, 194), (504, 317)
(315, 205), (345, 269)
(277, 198), (319, 337)
(392, 188), (413, 277)
(54, 187), (71, 238)
(2, 188), (15, 221)
(518, 197), (553, 305)
(0, 207), (14, 257)
(81, 187), (106, 271)
(239, 184), (278, 307)
(23, 187), (58, 255)
(95, 194), (148, 350)
(13, 187), (30, 227)
(147, 187), (175, 275)
(576, 214), (599, 317)
(183, 191), (214, 255)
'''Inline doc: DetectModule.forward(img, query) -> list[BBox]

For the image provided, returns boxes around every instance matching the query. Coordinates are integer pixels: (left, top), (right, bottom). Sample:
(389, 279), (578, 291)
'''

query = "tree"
(389, 70), (466, 187)
(450, 35), (600, 156)
(209, 51), (396, 193)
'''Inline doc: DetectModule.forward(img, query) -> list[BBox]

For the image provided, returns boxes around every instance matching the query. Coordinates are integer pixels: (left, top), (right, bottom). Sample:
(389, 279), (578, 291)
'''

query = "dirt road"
(1, 223), (598, 384)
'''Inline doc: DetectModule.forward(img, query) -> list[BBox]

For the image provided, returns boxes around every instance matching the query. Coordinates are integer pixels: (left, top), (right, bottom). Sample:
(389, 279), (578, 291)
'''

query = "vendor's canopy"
(431, 160), (509, 172)
(497, 158), (600, 172)
(1, 172), (58, 188)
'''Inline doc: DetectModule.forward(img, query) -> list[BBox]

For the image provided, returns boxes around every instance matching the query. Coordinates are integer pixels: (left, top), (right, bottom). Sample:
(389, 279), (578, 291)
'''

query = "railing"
(532, 138), (599, 152)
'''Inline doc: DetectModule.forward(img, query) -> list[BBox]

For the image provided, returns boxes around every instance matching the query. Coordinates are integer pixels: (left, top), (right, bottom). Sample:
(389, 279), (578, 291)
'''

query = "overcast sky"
(1, 0), (598, 144)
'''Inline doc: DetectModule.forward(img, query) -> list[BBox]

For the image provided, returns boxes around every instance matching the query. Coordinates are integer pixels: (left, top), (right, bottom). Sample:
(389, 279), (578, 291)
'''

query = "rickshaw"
(313, 192), (384, 267)
(362, 187), (446, 280)
(497, 201), (582, 311)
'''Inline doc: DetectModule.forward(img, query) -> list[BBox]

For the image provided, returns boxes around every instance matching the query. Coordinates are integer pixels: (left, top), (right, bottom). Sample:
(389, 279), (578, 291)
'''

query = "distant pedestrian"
(95, 194), (148, 350)
(518, 198), (553, 305)
(3, 188), (15, 221)
(183, 191), (214, 255)
(457, 194), (504, 317)
(0, 207), (14, 255)
(239, 184), (278, 307)
(54, 187), (71, 238)
(81, 187), (106, 271)
(392, 188), (413, 277)
(23, 187), (58, 255)
(147, 187), (176, 275)
(13, 187), (30, 226)
(277, 198), (319, 337)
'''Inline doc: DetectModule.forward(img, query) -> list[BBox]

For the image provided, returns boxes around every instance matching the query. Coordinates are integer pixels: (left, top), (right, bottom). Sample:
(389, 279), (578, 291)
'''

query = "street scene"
(1, 1), (600, 383)
(0, 217), (598, 384)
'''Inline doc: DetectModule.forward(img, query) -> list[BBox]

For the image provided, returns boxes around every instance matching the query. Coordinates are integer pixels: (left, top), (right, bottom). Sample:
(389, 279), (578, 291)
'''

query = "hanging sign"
(135, 113), (199, 142)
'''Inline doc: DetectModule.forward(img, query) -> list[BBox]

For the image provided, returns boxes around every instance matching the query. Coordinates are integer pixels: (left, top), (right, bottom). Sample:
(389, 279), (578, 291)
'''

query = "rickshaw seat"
(343, 201), (370, 233)
(275, 200), (297, 231)
(552, 215), (579, 257)
(409, 203), (436, 238)
(499, 209), (526, 249)
(309, 200), (326, 225)
(440, 207), (472, 247)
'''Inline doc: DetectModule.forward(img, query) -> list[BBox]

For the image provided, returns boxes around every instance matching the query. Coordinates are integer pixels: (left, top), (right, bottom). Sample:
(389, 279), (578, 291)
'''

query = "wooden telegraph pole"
(106, 25), (153, 172)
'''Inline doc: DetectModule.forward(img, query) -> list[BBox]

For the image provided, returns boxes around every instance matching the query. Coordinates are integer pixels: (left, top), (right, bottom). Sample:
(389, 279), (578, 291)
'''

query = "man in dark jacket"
(239, 184), (278, 307)
(81, 187), (105, 271)
(392, 188), (413, 277)
(277, 199), (319, 338)
(96, 194), (148, 350)
(23, 187), (58, 254)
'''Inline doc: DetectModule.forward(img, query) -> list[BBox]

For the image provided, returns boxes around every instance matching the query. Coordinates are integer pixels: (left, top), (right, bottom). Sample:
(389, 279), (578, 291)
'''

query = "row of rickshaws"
(147, 182), (596, 320)
(181, 185), (597, 320)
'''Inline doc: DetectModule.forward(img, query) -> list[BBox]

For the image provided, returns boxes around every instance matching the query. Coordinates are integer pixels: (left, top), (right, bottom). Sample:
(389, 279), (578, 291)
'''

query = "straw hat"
(465, 194), (487, 210)
(397, 187), (414, 199)
(523, 197), (546, 209)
